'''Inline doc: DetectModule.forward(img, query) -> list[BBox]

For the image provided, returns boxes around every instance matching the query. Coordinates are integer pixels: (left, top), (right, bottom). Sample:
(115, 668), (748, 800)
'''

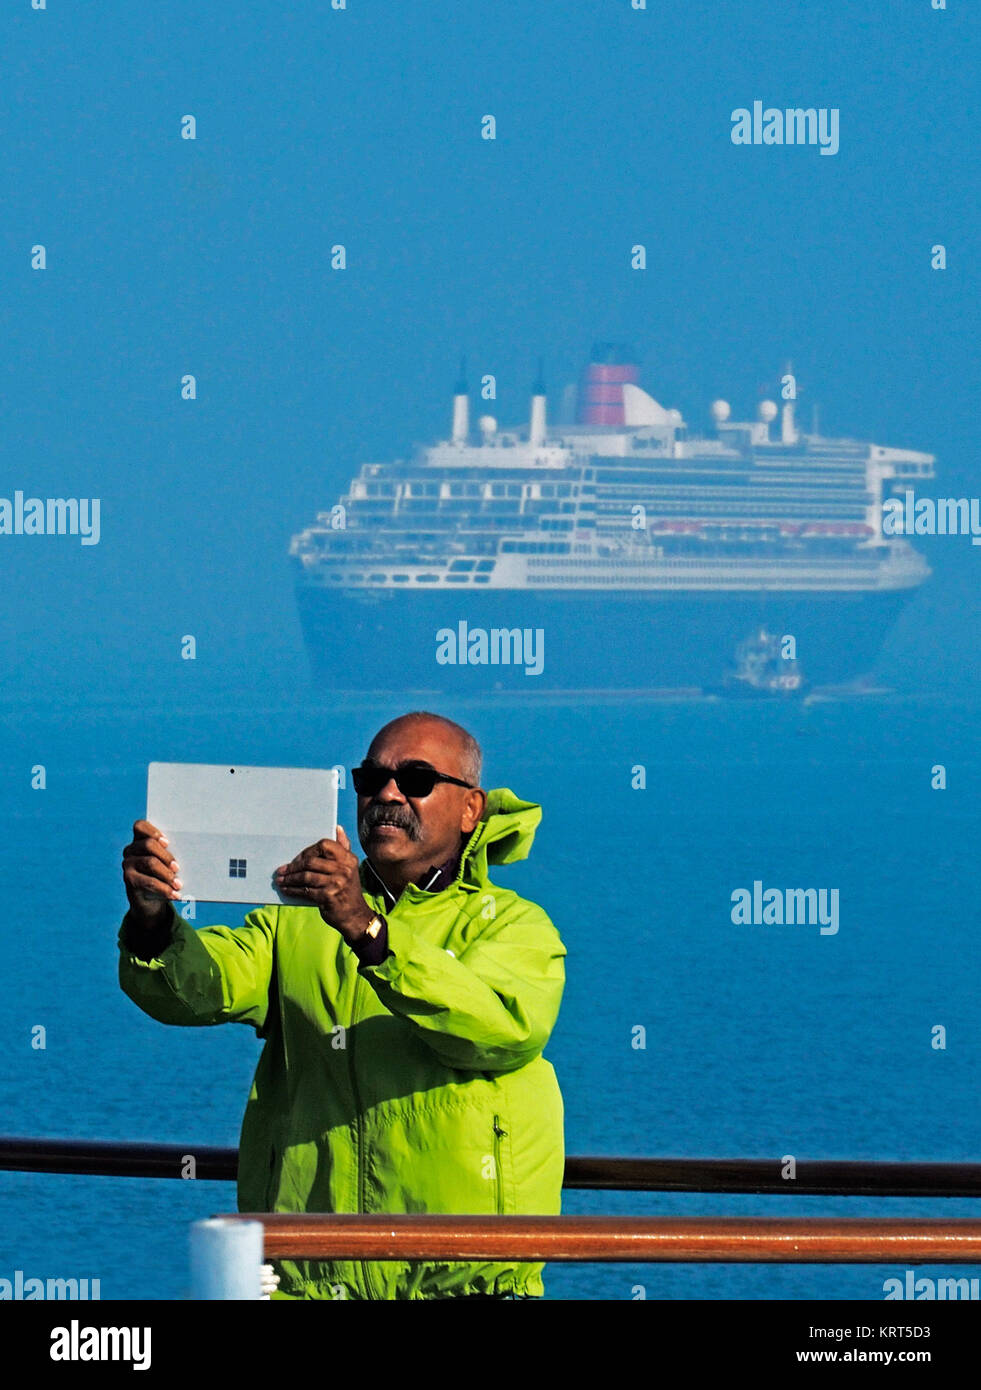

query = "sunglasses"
(351, 762), (475, 798)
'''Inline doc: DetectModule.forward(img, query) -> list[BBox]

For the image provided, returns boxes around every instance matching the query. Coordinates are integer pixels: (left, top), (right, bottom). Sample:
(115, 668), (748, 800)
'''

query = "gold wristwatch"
(364, 912), (386, 940)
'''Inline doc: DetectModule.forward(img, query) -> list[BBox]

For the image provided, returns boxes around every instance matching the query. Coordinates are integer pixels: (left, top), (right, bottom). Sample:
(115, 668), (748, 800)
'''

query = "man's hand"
(122, 819), (182, 925)
(274, 826), (372, 943)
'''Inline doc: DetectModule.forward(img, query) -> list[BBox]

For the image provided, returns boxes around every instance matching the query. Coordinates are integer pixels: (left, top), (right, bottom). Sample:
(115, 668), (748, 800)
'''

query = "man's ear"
(462, 788), (486, 832)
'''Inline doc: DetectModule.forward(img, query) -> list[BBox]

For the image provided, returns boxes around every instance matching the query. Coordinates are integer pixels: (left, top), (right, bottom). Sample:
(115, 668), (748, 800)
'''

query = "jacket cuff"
(357, 913), (424, 983)
(350, 919), (390, 969)
(118, 902), (181, 963)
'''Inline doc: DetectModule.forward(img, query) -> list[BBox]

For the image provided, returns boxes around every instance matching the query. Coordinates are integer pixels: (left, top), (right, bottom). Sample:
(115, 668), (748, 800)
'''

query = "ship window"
(392, 574), (409, 582)
(368, 573), (386, 582)
(348, 573), (364, 581)
(448, 559), (476, 571)
(446, 574), (470, 582)
(416, 574), (439, 582)
(475, 560), (495, 572)
(472, 575), (490, 584)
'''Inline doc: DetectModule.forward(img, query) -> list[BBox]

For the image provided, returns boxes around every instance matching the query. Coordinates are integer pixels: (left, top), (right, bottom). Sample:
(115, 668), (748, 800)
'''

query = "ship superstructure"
(289, 346), (935, 690)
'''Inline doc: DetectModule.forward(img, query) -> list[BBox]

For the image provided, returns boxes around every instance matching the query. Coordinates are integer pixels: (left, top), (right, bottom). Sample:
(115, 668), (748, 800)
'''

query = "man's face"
(356, 719), (484, 872)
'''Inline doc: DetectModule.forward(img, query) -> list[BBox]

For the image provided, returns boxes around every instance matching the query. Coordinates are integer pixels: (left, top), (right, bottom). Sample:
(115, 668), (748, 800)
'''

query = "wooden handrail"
(223, 1213), (981, 1263)
(3, 1136), (981, 1196)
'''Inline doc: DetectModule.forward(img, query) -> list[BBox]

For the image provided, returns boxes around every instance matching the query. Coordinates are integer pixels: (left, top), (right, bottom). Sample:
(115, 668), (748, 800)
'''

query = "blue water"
(1, 692), (979, 1300)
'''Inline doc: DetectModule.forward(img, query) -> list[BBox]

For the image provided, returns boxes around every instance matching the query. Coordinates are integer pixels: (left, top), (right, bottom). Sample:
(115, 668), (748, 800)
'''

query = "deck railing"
(5, 1136), (981, 1299)
(225, 1211), (981, 1263)
(3, 1135), (981, 1196)
(191, 1212), (981, 1299)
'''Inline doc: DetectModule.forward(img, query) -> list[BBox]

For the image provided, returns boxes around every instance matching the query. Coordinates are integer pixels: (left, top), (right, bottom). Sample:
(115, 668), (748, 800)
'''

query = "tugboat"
(717, 627), (806, 697)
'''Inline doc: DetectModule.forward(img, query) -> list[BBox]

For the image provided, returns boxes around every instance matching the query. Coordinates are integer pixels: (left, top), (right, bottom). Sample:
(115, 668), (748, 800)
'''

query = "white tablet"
(146, 762), (340, 905)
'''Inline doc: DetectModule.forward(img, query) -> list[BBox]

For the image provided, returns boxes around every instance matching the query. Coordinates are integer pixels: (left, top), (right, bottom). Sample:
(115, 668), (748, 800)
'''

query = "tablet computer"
(146, 762), (340, 904)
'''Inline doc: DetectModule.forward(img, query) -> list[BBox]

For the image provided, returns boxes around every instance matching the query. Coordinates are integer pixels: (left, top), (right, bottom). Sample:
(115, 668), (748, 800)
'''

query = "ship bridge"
(421, 440), (570, 470)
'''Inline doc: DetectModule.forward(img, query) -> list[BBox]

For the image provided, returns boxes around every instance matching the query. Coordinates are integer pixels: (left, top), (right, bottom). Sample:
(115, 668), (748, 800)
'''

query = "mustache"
(359, 801), (423, 842)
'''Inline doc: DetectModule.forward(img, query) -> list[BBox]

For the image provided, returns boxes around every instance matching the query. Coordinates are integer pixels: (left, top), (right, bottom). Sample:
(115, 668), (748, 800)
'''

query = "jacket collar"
(362, 847), (462, 909)
(358, 788), (542, 903)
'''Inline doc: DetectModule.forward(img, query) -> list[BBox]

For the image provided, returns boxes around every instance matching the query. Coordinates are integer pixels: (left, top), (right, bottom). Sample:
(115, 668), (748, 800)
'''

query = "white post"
(190, 1218), (264, 1300)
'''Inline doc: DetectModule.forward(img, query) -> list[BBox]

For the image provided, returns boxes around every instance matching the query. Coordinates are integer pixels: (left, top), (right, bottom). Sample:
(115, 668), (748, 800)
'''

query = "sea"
(1, 689), (979, 1302)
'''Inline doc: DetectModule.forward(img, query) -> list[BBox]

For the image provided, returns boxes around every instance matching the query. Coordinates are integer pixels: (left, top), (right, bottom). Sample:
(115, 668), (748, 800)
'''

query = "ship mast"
(529, 357), (546, 448)
(451, 356), (469, 445)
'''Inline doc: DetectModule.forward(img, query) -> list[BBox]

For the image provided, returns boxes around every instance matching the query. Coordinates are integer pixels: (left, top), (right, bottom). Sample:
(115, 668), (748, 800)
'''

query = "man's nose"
(375, 777), (405, 801)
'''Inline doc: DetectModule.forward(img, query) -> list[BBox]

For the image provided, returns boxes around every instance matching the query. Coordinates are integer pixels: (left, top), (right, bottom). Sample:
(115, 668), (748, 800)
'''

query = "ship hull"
(295, 584), (915, 692)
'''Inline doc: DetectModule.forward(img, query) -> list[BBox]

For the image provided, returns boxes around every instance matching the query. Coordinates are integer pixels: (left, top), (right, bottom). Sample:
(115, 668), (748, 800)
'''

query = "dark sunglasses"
(351, 763), (475, 798)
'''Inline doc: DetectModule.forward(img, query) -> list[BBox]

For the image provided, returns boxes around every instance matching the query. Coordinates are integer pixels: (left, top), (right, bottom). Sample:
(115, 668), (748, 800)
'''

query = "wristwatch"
(364, 912), (386, 940)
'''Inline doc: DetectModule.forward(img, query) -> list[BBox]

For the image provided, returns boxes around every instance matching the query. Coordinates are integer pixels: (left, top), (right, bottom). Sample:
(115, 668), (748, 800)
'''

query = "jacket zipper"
(348, 973), (376, 1299)
(265, 919), (284, 1211)
(493, 1115), (507, 1215)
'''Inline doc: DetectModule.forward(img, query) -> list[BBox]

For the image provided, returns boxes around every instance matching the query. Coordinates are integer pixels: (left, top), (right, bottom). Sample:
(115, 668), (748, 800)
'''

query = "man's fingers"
(276, 858), (343, 887)
(128, 869), (182, 901)
(279, 839), (352, 873)
(126, 821), (177, 869)
(124, 855), (182, 893)
(336, 825), (350, 851)
(311, 835), (349, 858)
(123, 836), (178, 871)
(133, 819), (169, 846)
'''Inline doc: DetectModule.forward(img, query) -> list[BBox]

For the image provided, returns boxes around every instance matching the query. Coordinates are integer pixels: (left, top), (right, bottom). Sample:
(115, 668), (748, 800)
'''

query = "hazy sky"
(2, 0), (977, 702)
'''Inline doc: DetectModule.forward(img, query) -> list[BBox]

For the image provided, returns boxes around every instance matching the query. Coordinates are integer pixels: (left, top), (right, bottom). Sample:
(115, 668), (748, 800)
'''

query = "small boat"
(715, 626), (806, 697)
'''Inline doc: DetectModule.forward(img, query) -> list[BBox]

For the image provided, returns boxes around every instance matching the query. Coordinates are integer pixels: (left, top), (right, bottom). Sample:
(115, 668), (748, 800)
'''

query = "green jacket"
(118, 788), (566, 1300)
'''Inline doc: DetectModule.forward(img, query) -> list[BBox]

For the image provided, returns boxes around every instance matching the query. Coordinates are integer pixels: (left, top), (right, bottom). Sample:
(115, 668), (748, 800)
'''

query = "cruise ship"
(289, 346), (935, 691)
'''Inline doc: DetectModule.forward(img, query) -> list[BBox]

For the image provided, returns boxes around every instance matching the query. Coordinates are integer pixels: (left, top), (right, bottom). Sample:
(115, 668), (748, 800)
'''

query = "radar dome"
(710, 399), (731, 423)
(478, 415), (497, 434)
(758, 400), (778, 423)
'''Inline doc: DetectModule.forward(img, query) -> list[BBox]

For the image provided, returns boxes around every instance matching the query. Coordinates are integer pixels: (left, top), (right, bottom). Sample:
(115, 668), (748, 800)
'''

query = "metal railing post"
(190, 1217), (264, 1300)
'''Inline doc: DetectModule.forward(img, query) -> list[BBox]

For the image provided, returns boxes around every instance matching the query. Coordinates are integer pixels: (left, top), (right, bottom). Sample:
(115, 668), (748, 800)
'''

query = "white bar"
(190, 1218), (264, 1300)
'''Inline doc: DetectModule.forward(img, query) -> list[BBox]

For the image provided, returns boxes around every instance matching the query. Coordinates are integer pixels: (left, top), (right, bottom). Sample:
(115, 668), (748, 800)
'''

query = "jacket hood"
(460, 787), (541, 885)
(358, 788), (541, 898)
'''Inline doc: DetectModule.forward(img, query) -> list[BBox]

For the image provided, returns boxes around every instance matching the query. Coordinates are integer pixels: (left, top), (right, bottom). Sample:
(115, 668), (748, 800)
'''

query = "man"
(118, 711), (566, 1300)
